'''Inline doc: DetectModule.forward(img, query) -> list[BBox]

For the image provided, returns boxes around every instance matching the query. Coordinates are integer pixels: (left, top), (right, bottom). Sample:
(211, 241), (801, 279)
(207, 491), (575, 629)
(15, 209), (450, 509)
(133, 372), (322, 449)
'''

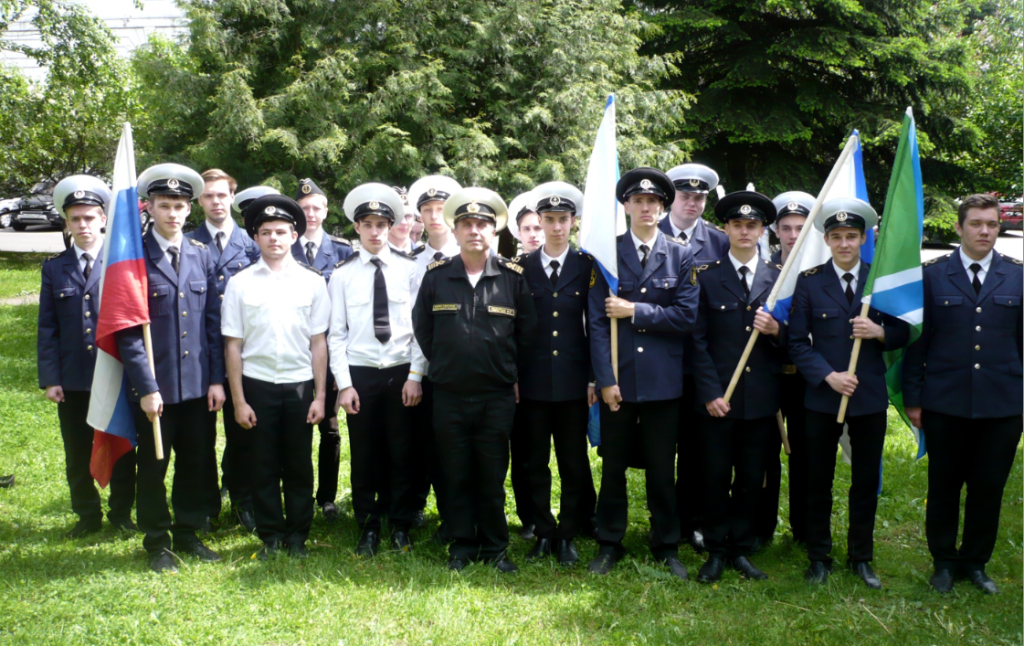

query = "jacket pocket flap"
(813, 307), (840, 319)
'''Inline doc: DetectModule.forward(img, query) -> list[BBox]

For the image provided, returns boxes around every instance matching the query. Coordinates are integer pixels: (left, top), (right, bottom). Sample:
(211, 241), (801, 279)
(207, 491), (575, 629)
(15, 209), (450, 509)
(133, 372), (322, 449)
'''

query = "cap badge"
(467, 202), (480, 213)
(427, 187), (437, 197)
(264, 206), (277, 215)
(689, 178), (700, 187)
(167, 178), (179, 190)
(301, 183), (312, 195)
(787, 202), (799, 211)
(550, 195), (561, 206)
(837, 211), (848, 221)
(740, 205), (752, 215)
(640, 179), (653, 190)
(368, 200), (380, 210)
(73, 190), (85, 199)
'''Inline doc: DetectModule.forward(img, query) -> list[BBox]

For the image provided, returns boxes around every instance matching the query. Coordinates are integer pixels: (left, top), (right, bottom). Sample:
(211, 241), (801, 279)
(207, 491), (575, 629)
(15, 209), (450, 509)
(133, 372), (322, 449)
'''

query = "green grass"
(0, 252), (50, 299)
(0, 270), (1021, 645)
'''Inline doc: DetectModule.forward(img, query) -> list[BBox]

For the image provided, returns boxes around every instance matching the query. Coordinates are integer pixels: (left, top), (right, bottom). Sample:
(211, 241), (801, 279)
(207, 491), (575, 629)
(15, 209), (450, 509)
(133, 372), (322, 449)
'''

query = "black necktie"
(215, 231), (225, 253)
(370, 257), (392, 344)
(168, 245), (180, 275)
(433, 251), (444, 262)
(843, 272), (855, 303)
(639, 244), (650, 269)
(738, 265), (750, 300)
(305, 241), (316, 266)
(549, 259), (560, 287)
(970, 263), (982, 294)
(81, 252), (92, 280)
(679, 231), (688, 242)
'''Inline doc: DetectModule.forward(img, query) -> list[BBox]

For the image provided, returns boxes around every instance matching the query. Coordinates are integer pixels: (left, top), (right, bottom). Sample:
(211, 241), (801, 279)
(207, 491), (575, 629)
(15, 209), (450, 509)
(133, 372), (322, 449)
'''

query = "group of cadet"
(37, 160), (1021, 595)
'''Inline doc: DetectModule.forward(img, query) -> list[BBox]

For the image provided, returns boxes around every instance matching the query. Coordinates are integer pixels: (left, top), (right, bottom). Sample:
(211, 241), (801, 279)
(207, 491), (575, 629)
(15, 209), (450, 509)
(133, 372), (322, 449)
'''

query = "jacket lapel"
(61, 252), (86, 287)
(749, 261), (773, 304)
(946, 254), (977, 301)
(977, 253), (1006, 302)
(315, 237), (335, 270)
(527, 252), (554, 292)
(146, 232), (179, 287)
(821, 260), (850, 309)
(718, 259), (748, 303)
(619, 235), (644, 283)
(84, 255), (103, 293)
(554, 250), (581, 292)
(638, 233), (667, 285)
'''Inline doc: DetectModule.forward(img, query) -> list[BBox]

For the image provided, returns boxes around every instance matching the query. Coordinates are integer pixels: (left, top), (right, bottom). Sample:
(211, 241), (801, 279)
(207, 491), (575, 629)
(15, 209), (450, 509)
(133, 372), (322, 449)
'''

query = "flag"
(823, 130), (875, 262)
(579, 94), (626, 294)
(87, 123), (148, 487)
(862, 108), (926, 458)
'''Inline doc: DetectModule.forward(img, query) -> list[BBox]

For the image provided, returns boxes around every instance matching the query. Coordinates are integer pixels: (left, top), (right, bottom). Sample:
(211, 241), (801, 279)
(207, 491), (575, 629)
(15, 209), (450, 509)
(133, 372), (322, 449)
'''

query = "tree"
(132, 0), (692, 240)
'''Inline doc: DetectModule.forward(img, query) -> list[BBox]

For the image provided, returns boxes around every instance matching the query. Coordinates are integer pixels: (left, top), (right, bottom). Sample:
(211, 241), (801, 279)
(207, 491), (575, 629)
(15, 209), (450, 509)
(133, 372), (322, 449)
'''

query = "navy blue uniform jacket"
(517, 249), (594, 402)
(658, 216), (729, 264)
(116, 232), (225, 404)
(788, 260), (909, 416)
(291, 234), (353, 285)
(186, 222), (260, 299)
(691, 257), (782, 419)
(589, 231), (699, 403)
(37, 248), (103, 391)
(903, 252), (1023, 419)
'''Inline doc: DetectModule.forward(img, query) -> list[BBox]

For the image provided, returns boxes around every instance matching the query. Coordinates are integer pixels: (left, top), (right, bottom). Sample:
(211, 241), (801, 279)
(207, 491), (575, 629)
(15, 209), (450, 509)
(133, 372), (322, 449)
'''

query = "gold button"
(219, 275), (224, 281)
(219, 294), (224, 300)
(638, 347), (644, 353)
(85, 328), (92, 334)
(182, 331), (188, 338)
(974, 345), (980, 351)
(552, 350), (558, 356)
(976, 307), (982, 313)
(944, 300), (949, 305)
(552, 331), (558, 337)
(745, 326), (751, 332)
(553, 311), (559, 317)
(975, 326), (981, 331)
(822, 313), (827, 318)
(84, 311), (91, 317)
(576, 291), (580, 295)
(84, 294), (90, 301)
(182, 311), (187, 317)
(86, 345), (93, 351)
(179, 292), (185, 298)
(184, 351), (189, 357)
(974, 363), (980, 369)
(746, 306), (751, 311)
(721, 305), (726, 310)
(641, 288), (647, 294)
(745, 366), (751, 373)
(553, 292), (558, 298)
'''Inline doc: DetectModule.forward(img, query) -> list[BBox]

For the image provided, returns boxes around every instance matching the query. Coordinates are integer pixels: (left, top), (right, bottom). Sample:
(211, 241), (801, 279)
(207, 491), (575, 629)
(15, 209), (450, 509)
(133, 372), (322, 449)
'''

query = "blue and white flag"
(580, 95), (626, 294)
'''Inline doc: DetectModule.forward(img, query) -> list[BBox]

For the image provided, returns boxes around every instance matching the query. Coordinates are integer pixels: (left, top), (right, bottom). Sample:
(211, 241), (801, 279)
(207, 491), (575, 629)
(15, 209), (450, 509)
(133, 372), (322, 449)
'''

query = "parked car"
(999, 199), (1023, 232)
(0, 198), (18, 229)
(11, 182), (61, 231)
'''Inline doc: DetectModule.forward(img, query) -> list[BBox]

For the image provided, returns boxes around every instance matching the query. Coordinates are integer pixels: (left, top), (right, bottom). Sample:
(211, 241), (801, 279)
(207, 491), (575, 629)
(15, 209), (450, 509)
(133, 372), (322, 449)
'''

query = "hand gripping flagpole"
(142, 323), (164, 460)
(723, 134), (859, 403)
(836, 298), (871, 423)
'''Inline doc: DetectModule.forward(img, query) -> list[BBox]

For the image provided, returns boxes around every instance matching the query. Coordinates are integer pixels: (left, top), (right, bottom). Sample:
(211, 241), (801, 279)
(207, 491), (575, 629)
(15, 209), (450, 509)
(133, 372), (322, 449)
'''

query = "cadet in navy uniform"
(290, 178), (353, 521)
(185, 170), (262, 532)
(515, 182), (597, 566)
(690, 191), (781, 583)
(588, 168), (699, 578)
(39, 175), (136, 538)
(331, 184), (425, 556)
(412, 188), (538, 572)
(119, 164), (225, 573)
(507, 191), (545, 256)
(788, 198), (908, 589)
(903, 194), (1023, 595)
(753, 191), (815, 547)
(661, 163), (728, 553)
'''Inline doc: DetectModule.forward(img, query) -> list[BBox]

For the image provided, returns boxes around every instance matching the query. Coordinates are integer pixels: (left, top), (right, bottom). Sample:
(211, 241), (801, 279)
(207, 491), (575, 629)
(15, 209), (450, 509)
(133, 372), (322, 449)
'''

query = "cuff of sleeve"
(222, 327), (243, 338)
(311, 325), (329, 336)
(408, 371), (423, 383)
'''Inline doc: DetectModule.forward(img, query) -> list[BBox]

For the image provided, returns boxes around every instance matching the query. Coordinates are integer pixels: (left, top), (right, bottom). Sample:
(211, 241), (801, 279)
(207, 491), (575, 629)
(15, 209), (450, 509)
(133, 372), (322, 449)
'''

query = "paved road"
(1, 225), (1021, 259)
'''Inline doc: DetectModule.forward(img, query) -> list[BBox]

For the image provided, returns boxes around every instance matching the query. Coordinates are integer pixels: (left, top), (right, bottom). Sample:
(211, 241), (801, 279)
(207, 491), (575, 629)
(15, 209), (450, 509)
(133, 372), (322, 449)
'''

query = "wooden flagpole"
(837, 297), (871, 423)
(610, 289), (619, 382)
(141, 322), (164, 460)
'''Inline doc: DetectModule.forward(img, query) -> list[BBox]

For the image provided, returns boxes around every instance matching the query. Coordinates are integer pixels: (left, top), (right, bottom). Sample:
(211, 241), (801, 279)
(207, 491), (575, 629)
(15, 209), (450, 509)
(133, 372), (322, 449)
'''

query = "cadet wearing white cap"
(122, 163), (225, 573)
(788, 198), (908, 589)
(507, 191), (544, 255)
(39, 175), (137, 539)
(412, 187), (538, 572)
(330, 183), (426, 556)
(387, 187), (420, 255)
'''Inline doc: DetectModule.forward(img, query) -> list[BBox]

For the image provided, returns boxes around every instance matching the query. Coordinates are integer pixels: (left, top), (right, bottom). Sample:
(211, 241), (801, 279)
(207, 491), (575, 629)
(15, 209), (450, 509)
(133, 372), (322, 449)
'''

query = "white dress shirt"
(832, 260), (861, 294)
(73, 242), (102, 276)
(328, 245), (426, 390)
(221, 255), (331, 383)
(540, 246), (570, 280)
(668, 218), (699, 241)
(959, 247), (993, 285)
(414, 236), (461, 277)
(299, 227), (325, 260)
(727, 251), (760, 292)
(630, 230), (659, 259)
(152, 229), (185, 267)
(205, 217), (235, 250)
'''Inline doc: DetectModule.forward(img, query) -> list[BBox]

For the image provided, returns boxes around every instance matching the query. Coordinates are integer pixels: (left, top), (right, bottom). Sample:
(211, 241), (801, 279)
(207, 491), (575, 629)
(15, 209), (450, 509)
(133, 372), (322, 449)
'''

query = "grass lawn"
(0, 254), (1020, 645)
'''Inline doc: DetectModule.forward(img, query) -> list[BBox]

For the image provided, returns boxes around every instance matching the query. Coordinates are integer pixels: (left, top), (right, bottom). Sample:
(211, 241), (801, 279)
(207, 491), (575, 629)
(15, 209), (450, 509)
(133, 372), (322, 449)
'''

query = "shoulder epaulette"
(427, 256), (452, 272)
(44, 251), (63, 263)
(616, 234), (625, 243)
(801, 267), (818, 277)
(187, 238), (206, 249)
(329, 235), (351, 247)
(664, 235), (685, 246)
(1001, 253), (1023, 266)
(776, 264), (783, 270)
(512, 253), (529, 265)
(695, 263), (713, 273)
(392, 248), (416, 261)
(578, 250), (593, 260)
(334, 253), (361, 269)
(922, 253), (952, 267)
(410, 245), (427, 257)
(301, 263), (323, 276)
(497, 256), (524, 274)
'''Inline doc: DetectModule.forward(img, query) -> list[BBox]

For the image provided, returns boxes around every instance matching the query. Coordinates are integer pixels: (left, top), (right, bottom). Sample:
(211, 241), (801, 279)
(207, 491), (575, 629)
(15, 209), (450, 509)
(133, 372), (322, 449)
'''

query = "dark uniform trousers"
(923, 411), (1022, 570)
(675, 374), (703, 536)
(243, 376), (315, 546)
(519, 398), (595, 540)
(347, 364), (418, 532)
(59, 392), (136, 522)
(410, 378), (449, 521)
(315, 369), (342, 509)
(433, 388), (517, 561)
(221, 387), (252, 511)
(765, 369), (808, 542)
(509, 406), (535, 529)
(133, 398), (218, 554)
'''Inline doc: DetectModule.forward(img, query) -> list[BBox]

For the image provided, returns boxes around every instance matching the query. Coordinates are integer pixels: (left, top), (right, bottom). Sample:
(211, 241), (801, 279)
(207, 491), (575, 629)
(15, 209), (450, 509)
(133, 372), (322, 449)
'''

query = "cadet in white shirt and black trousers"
(330, 183), (426, 556)
(222, 195), (331, 559)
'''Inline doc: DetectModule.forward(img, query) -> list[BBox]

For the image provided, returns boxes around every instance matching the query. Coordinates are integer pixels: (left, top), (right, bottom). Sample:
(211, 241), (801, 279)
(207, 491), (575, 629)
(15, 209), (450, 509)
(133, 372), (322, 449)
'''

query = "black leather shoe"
(432, 523), (452, 545)
(288, 542), (309, 559)
(518, 524), (536, 540)
(174, 537), (221, 562)
(805, 560), (831, 584)
(412, 509), (426, 529)
(664, 556), (689, 580)
(65, 518), (102, 539)
(687, 529), (706, 554)
(526, 537), (552, 561)
(697, 555), (725, 583)
(494, 557), (519, 573)
(257, 540), (281, 561)
(149, 549), (178, 573)
(108, 516), (139, 534)
(966, 568), (998, 595)
(447, 556), (469, 571)
(356, 529), (380, 557)
(732, 556), (768, 580)
(849, 561), (882, 590)
(588, 544), (626, 575)
(236, 507), (256, 533)
(321, 502), (339, 522)
(0, 474), (14, 488)
(197, 517), (215, 535)
(557, 539), (579, 567)
(391, 530), (413, 553)
(930, 568), (955, 593)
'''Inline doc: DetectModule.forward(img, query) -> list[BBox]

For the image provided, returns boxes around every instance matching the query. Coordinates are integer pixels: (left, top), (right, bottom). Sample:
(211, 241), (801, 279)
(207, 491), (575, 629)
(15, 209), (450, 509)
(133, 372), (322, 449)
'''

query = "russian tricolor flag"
(87, 123), (149, 487)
